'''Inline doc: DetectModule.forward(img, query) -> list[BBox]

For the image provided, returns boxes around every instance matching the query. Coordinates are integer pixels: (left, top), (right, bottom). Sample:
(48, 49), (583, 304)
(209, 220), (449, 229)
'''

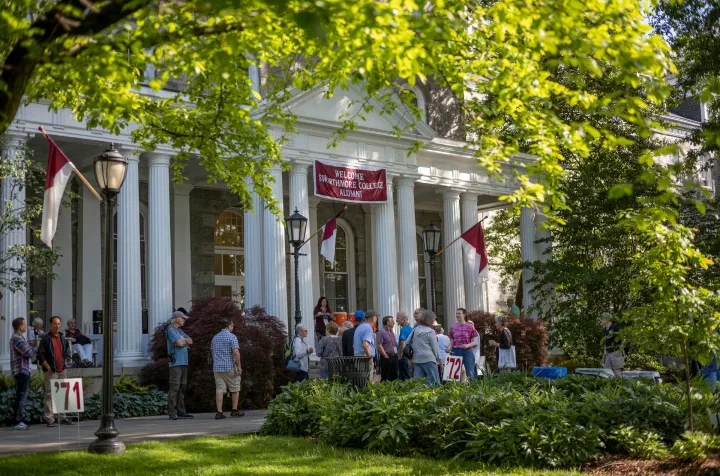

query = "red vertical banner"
(313, 160), (387, 203)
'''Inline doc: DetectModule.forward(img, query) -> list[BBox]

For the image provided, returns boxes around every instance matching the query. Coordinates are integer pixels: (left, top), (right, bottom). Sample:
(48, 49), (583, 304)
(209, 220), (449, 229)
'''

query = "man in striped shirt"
(10, 317), (36, 430)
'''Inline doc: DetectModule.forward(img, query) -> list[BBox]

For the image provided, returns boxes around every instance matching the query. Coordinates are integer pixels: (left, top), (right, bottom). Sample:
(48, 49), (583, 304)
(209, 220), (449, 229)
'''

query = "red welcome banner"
(313, 160), (387, 203)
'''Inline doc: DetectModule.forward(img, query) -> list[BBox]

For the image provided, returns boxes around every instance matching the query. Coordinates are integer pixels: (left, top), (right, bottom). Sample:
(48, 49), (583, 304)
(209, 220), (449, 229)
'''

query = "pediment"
(284, 83), (436, 139)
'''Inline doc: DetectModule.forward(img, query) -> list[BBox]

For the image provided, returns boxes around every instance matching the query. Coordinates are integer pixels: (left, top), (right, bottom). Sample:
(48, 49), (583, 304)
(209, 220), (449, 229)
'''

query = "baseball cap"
(354, 310), (366, 321)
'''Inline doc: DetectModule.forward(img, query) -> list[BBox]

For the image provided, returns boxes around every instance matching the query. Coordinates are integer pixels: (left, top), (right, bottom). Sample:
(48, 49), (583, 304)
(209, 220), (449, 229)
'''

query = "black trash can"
(326, 356), (372, 389)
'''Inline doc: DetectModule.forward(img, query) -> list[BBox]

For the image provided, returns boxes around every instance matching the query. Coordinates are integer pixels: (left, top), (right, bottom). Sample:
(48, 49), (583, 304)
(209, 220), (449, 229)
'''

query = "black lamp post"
(88, 144), (128, 455)
(285, 208), (308, 335)
(422, 223), (441, 314)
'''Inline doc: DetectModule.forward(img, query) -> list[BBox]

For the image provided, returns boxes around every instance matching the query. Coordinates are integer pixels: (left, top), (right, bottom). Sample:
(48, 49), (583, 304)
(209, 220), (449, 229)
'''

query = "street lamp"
(422, 223), (441, 314)
(285, 208), (308, 334)
(88, 144), (128, 455)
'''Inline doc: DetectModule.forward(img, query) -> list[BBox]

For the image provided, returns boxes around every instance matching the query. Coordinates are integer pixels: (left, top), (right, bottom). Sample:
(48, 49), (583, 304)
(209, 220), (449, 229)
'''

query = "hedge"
(0, 389), (167, 425)
(262, 374), (710, 468)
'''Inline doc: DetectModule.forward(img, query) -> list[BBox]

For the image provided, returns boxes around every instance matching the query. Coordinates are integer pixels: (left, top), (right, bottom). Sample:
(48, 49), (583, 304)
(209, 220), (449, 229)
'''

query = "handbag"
(403, 331), (415, 359)
(286, 358), (302, 371)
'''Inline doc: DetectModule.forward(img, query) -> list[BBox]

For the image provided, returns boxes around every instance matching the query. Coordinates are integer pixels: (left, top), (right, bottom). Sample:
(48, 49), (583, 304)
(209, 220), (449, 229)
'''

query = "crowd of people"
(297, 297), (520, 385)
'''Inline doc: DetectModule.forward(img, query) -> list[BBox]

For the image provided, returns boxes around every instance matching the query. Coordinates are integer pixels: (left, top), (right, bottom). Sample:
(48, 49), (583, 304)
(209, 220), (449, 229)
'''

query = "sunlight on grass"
(0, 435), (580, 476)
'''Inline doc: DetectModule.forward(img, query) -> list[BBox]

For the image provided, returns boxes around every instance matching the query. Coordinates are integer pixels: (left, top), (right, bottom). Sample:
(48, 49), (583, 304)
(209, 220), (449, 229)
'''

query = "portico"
(0, 85), (543, 369)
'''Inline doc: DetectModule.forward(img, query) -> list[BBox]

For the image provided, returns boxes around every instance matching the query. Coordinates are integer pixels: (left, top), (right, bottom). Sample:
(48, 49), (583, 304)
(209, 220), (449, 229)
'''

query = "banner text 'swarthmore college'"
(313, 160), (387, 203)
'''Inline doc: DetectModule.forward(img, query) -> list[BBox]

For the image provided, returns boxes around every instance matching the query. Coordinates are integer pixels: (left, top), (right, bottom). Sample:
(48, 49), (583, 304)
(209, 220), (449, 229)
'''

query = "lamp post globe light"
(285, 208), (308, 333)
(88, 144), (128, 455)
(422, 223), (441, 315)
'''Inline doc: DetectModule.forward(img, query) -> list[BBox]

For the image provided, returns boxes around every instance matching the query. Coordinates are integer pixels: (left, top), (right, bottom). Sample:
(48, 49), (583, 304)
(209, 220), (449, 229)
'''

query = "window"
(214, 210), (244, 305)
(323, 226), (349, 312)
(417, 233), (428, 311)
(112, 211), (148, 323)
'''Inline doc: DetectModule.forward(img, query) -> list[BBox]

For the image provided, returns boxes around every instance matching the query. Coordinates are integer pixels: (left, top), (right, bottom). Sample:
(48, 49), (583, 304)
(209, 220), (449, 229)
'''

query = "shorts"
(214, 370), (241, 393)
(603, 350), (625, 371)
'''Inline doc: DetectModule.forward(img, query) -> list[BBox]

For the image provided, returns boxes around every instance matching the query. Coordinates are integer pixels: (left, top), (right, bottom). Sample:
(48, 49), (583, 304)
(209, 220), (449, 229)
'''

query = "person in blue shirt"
(353, 310), (377, 382)
(396, 311), (415, 380)
(167, 311), (194, 420)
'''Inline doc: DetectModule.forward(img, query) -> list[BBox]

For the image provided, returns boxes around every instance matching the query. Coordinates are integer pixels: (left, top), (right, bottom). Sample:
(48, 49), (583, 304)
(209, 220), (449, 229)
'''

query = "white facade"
(0, 84), (556, 367)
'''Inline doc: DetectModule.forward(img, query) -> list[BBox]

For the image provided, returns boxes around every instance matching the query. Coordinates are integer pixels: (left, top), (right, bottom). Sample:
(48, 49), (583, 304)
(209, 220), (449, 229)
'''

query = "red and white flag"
(459, 221), (489, 286)
(319, 208), (347, 268)
(320, 217), (338, 267)
(40, 133), (75, 247)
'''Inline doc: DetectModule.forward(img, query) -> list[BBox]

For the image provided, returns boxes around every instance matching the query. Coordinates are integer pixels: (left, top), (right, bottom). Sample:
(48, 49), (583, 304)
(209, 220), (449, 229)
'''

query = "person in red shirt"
(36, 316), (73, 427)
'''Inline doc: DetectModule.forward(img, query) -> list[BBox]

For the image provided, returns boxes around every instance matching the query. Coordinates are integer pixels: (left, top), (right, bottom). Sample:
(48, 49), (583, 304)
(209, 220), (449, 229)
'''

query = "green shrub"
(263, 374), (700, 468)
(608, 426), (668, 459)
(260, 380), (350, 437)
(669, 431), (720, 461)
(83, 390), (167, 420)
(0, 388), (167, 424)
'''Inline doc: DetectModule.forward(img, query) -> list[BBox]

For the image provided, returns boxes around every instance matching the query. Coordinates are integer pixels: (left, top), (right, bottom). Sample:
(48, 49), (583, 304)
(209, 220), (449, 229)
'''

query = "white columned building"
(375, 175), (399, 318)
(0, 133), (28, 368)
(289, 162), (315, 348)
(115, 148), (146, 366)
(519, 206), (537, 318)
(147, 152), (173, 333)
(396, 177), (420, 316)
(263, 165), (288, 326)
(243, 177), (264, 308)
(461, 192), (484, 312)
(442, 189), (465, 319)
(172, 183), (194, 310)
(51, 200), (73, 320)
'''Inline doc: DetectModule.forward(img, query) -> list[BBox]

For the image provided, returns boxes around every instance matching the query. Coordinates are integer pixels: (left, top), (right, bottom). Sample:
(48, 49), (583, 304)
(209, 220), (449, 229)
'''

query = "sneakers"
(168, 414), (177, 420)
(177, 413), (194, 419)
(60, 419), (75, 425)
(215, 412), (226, 420)
(46, 421), (56, 427)
(12, 422), (29, 430)
(231, 409), (245, 418)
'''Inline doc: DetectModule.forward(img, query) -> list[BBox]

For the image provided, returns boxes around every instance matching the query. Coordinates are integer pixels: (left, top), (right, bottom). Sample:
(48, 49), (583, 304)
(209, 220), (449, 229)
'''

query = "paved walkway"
(0, 410), (267, 457)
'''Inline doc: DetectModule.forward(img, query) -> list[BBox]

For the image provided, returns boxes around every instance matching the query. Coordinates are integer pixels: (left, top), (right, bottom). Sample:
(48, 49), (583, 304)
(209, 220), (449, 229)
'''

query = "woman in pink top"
(448, 308), (479, 381)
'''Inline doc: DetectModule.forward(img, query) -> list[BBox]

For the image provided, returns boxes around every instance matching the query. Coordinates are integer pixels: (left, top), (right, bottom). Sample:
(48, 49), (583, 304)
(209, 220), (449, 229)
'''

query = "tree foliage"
(0, 0), (673, 216)
(0, 139), (57, 314)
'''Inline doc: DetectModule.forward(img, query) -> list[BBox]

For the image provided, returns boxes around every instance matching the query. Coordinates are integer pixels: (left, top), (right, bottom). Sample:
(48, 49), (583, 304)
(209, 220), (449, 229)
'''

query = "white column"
(51, 201), (73, 320)
(375, 176), (399, 317)
(172, 183), (193, 310)
(0, 134), (27, 368)
(243, 177), (264, 308)
(534, 212), (553, 315)
(115, 149), (145, 366)
(520, 207), (537, 318)
(147, 152), (173, 335)
(308, 198), (321, 304)
(442, 189), (465, 319)
(461, 192), (484, 312)
(80, 177), (102, 333)
(289, 163), (315, 349)
(263, 166), (288, 327)
(396, 178), (420, 315)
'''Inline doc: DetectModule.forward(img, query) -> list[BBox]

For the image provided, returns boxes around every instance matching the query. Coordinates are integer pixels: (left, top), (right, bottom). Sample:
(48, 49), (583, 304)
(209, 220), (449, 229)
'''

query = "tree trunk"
(683, 341), (694, 432)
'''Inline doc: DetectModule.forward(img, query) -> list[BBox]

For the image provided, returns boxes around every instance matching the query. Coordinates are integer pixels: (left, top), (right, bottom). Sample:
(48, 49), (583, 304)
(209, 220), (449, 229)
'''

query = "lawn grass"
(0, 435), (580, 476)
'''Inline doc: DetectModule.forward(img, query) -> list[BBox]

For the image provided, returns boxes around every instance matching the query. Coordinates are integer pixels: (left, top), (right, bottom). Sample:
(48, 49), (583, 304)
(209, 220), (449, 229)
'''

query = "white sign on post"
(50, 378), (85, 413)
(443, 355), (464, 382)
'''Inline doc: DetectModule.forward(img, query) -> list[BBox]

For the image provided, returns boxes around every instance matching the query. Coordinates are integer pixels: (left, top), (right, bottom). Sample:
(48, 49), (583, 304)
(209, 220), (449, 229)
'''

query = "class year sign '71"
(313, 159), (387, 203)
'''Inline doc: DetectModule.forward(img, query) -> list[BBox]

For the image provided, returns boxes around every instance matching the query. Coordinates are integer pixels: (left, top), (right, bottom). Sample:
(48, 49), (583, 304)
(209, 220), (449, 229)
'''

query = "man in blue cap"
(353, 310), (378, 382)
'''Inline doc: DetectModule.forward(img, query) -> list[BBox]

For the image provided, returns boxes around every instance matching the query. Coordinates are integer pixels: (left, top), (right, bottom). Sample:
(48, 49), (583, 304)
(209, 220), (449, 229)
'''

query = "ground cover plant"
(0, 434), (579, 476)
(262, 375), (714, 469)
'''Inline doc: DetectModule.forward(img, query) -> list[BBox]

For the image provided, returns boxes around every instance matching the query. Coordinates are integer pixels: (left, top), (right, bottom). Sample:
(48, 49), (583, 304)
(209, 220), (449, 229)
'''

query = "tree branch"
(0, 0), (153, 132)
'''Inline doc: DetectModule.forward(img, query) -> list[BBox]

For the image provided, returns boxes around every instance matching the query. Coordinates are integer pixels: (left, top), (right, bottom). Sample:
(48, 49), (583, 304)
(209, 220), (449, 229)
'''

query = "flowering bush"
(467, 311), (548, 371)
(141, 298), (289, 411)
